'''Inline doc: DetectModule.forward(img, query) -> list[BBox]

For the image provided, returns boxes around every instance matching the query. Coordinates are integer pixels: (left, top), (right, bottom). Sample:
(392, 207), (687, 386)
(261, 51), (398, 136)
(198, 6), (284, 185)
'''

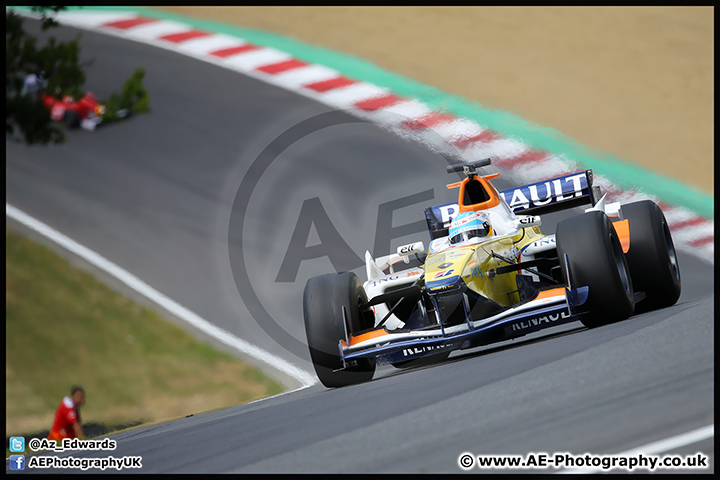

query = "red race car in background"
(23, 74), (130, 131)
(41, 91), (106, 130)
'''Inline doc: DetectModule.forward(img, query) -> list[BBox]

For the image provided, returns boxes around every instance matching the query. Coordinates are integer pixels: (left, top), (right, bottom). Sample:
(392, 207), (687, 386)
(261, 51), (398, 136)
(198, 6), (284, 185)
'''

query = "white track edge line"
(6, 203), (317, 389)
(557, 423), (714, 474)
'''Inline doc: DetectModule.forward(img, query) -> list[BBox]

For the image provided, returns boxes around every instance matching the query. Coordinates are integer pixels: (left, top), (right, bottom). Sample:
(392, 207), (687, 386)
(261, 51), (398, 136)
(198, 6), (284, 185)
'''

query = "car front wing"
(338, 284), (589, 369)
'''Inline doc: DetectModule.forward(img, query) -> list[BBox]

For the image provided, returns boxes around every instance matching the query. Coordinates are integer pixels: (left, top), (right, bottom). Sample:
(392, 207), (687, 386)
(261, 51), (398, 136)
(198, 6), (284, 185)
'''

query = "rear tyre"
(556, 211), (634, 328)
(303, 272), (376, 388)
(63, 110), (80, 129)
(622, 200), (681, 313)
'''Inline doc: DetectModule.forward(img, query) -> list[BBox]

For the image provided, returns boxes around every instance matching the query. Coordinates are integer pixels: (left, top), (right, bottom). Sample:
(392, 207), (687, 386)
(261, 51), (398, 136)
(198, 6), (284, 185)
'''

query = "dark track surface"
(6, 19), (713, 473)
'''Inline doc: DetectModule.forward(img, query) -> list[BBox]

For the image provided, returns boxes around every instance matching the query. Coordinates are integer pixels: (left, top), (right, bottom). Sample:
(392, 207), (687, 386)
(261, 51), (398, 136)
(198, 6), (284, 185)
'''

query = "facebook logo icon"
(9, 455), (25, 470)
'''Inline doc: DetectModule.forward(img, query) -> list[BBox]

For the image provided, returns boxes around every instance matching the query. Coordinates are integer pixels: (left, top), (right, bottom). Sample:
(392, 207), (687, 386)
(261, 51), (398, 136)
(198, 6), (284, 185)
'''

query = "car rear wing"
(425, 170), (601, 237)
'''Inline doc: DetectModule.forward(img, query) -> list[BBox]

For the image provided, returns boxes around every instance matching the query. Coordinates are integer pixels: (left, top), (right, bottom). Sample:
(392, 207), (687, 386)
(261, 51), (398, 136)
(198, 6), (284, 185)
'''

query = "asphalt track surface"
(6, 20), (714, 473)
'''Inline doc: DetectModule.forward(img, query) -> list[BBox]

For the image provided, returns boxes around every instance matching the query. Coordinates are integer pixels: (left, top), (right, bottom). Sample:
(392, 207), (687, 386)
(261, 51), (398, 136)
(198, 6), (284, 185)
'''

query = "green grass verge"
(6, 227), (284, 439)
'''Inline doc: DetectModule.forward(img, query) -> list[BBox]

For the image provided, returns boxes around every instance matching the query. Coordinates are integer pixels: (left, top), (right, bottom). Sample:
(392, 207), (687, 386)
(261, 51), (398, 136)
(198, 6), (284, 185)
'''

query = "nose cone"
(425, 247), (475, 293)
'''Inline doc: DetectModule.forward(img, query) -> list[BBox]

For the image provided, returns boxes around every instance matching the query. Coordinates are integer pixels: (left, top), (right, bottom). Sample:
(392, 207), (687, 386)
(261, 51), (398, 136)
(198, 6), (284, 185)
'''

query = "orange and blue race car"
(303, 158), (681, 388)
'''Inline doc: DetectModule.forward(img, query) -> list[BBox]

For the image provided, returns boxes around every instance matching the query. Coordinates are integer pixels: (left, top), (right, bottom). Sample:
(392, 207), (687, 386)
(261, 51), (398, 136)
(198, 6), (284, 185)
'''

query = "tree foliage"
(102, 67), (151, 123)
(6, 7), (150, 144)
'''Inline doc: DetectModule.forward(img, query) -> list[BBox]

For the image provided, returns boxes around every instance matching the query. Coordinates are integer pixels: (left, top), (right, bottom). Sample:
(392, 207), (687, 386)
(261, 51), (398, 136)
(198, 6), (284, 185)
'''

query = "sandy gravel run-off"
(158, 7), (713, 195)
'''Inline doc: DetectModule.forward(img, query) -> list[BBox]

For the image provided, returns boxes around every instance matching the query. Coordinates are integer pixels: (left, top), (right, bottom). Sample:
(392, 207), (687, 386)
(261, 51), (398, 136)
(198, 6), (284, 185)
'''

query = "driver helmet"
(448, 211), (492, 244)
(22, 74), (42, 96)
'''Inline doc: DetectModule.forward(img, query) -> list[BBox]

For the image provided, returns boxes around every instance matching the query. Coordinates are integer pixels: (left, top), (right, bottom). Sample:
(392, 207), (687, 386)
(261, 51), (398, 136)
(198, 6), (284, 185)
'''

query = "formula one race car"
(41, 91), (130, 131)
(303, 158), (681, 387)
(22, 74), (130, 131)
(41, 90), (104, 130)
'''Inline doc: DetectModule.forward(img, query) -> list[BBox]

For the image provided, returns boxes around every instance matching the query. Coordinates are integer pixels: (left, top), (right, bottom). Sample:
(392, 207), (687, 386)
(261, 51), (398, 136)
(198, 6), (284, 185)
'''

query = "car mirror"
(397, 241), (425, 262)
(514, 215), (542, 229)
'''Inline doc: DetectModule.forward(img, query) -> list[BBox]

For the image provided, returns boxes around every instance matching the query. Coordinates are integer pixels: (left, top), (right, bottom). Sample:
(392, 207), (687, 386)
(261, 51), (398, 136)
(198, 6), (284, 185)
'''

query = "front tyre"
(303, 272), (376, 388)
(557, 211), (634, 328)
(622, 200), (681, 312)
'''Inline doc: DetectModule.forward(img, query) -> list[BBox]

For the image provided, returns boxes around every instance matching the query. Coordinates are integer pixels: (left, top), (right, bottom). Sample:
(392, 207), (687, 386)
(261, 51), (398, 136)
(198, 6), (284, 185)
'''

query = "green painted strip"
(14, 6), (713, 218)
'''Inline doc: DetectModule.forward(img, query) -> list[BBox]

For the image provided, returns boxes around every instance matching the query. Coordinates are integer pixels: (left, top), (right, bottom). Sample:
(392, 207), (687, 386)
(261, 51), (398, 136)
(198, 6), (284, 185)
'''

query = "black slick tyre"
(63, 110), (80, 129)
(303, 272), (376, 388)
(556, 211), (634, 328)
(621, 200), (681, 313)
